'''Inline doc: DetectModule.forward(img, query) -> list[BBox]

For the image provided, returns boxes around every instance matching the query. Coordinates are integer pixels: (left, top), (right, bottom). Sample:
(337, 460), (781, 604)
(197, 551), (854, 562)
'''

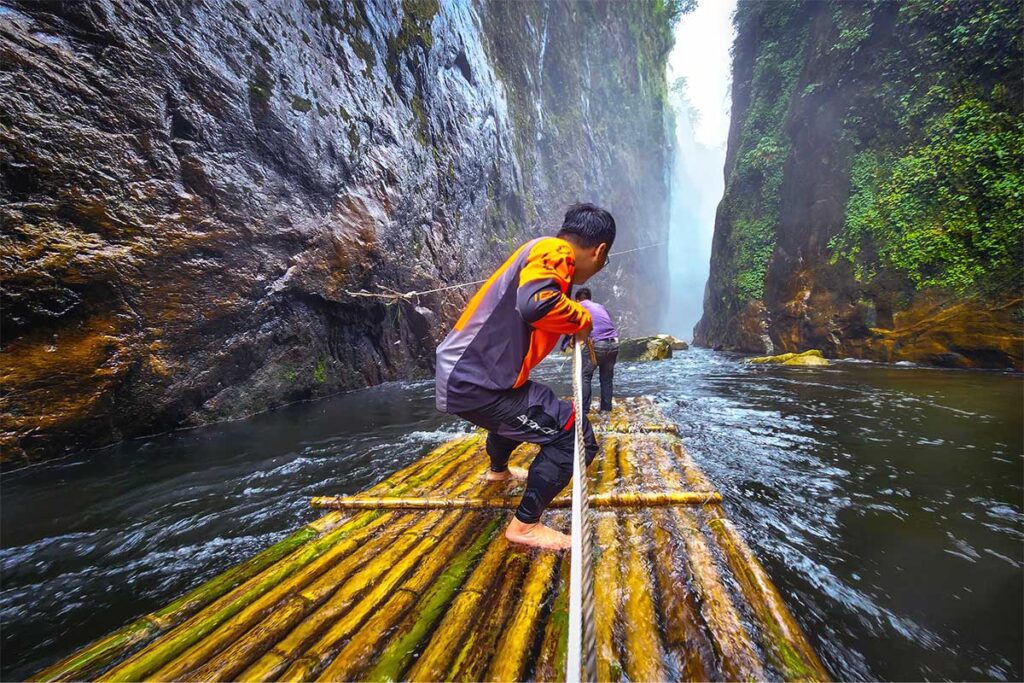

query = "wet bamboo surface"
(35, 397), (828, 682)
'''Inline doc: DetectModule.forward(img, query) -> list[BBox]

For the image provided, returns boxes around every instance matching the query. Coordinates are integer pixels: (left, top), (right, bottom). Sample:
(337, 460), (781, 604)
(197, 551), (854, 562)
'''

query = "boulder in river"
(656, 334), (688, 350)
(618, 336), (672, 362)
(748, 350), (830, 367)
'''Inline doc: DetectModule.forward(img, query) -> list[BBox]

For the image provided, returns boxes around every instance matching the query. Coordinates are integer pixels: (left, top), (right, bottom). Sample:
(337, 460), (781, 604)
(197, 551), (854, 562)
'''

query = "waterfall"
(663, 0), (736, 339)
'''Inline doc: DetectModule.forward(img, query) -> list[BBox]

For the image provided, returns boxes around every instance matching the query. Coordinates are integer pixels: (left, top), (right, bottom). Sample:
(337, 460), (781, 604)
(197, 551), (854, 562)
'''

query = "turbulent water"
(1, 350), (1021, 680)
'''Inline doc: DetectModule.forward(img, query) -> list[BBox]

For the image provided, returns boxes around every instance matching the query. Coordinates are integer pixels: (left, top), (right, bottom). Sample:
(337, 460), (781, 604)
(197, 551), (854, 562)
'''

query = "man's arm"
(516, 239), (592, 334)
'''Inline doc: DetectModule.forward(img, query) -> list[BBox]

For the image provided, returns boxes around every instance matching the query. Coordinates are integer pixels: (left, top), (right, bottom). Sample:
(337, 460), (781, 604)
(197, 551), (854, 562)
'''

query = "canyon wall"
(0, 0), (678, 463)
(695, 0), (1022, 369)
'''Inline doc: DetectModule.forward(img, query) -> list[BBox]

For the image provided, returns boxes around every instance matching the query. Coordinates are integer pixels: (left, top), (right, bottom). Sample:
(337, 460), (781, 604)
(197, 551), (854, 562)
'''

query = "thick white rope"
(566, 340), (597, 682)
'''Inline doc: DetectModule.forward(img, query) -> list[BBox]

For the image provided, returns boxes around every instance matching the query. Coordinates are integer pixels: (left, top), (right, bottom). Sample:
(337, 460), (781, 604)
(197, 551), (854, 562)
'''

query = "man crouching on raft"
(434, 203), (614, 551)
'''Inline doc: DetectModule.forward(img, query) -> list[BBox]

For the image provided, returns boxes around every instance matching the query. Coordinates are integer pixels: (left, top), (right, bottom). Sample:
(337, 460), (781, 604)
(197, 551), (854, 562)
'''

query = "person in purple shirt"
(575, 288), (619, 412)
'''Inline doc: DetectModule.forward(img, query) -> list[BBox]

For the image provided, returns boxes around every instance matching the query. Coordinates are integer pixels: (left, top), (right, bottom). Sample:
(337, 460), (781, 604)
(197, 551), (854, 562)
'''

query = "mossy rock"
(747, 349), (829, 366)
(618, 336), (672, 362)
(656, 334), (688, 350)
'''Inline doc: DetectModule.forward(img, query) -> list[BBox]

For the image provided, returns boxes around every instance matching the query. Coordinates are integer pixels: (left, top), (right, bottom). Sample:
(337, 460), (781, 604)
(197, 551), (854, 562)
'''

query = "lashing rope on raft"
(566, 339), (598, 682)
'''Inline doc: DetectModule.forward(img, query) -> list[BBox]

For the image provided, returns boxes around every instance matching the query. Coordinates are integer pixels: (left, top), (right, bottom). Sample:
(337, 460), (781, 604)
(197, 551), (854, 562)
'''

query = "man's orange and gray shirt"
(435, 237), (592, 414)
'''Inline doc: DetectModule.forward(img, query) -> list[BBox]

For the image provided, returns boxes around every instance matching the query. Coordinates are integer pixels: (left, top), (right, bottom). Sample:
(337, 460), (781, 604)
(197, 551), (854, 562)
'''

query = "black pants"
(457, 381), (598, 524)
(583, 340), (619, 412)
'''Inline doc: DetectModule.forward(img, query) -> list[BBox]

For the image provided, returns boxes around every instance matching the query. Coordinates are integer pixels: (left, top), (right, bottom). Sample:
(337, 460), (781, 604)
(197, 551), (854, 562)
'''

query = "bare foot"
(486, 466), (528, 482)
(504, 518), (571, 551)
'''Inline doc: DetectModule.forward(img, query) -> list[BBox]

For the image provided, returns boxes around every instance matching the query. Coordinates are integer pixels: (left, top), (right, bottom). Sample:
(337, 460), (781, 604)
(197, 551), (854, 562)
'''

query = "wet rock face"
(0, 0), (673, 463)
(694, 1), (1023, 370)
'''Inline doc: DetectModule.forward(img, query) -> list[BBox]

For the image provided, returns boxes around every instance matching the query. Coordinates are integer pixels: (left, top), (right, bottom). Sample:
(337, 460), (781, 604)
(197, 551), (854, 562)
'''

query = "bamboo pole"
(310, 490), (722, 510)
(361, 516), (501, 683)
(593, 439), (625, 682)
(102, 437), (484, 682)
(616, 441), (668, 683)
(704, 508), (830, 682)
(149, 511), (423, 681)
(97, 511), (384, 682)
(648, 440), (766, 681)
(316, 513), (502, 682)
(33, 526), (318, 682)
(41, 436), (483, 682)
(444, 549), (531, 681)
(483, 550), (560, 682)
(402, 532), (515, 681)
(235, 450), (496, 682)
(649, 506), (714, 681)
(531, 556), (570, 683)
(189, 510), (452, 682)
(185, 445), (490, 682)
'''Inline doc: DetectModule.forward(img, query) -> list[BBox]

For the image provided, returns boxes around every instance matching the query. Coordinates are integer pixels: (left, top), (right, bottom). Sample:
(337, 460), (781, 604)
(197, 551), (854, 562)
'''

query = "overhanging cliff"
(695, 0), (1023, 369)
(0, 0), (677, 463)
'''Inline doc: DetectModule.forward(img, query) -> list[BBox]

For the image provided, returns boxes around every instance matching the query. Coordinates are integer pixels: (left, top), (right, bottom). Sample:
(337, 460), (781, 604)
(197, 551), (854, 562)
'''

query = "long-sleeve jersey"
(435, 237), (592, 414)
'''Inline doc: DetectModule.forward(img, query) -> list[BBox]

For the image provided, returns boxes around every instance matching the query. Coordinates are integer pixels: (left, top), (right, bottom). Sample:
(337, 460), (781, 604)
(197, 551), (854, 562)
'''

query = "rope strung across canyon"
(343, 242), (666, 303)
(566, 339), (598, 682)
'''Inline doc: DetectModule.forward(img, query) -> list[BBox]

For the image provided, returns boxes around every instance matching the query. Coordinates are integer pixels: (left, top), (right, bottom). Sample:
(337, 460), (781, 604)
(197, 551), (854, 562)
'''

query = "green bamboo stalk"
(361, 516), (501, 682)
(189, 511), (452, 682)
(314, 512), (496, 681)
(530, 556), (570, 683)
(401, 533), (514, 681)
(149, 511), (424, 681)
(37, 436), (482, 682)
(109, 434), (483, 681)
(236, 451), (490, 682)
(442, 550), (530, 682)
(705, 510), (831, 681)
(484, 551), (560, 681)
(34, 526), (317, 682)
(98, 511), (386, 682)
(649, 507), (713, 681)
(169, 445), (488, 681)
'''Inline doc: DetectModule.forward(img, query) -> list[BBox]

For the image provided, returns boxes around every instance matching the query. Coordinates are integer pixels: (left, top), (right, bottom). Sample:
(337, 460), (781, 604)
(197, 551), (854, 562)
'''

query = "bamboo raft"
(35, 397), (828, 682)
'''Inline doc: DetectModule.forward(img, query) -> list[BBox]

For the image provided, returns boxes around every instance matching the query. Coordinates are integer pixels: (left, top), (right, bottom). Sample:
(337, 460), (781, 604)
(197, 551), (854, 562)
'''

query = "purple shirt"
(580, 300), (618, 342)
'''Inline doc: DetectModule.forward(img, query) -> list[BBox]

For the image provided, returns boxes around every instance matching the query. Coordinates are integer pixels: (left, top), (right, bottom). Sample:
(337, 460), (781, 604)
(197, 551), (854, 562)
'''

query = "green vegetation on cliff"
(827, 1), (1023, 296)
(697, 0), (1022, 366)
(721, 0), (1022, 303)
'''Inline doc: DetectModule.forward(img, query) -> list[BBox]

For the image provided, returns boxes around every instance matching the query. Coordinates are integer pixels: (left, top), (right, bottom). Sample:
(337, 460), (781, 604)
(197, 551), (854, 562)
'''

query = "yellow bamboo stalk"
(668, 438), (716, 492)
(193, 510), (453, 682)
(97, 510), (384, 682)
(648, 440), (766, 681)
(314, 512), (496, 681)
(310, 490), (722, 510)
(649, 507), (713, 681)
(530, 556), (570, 683)
(193, 449), (489, 682)
(128, 438), (486, 682)
(239, 454), (497, 682)
(483, 550), (560, 682)
(402, 532), (514, 681)
(594, 439), (625, 682)
(444, 550), (531, 681)
(705, 508), (830, 682)
(151, 511), (423, 681)
(279, 511), (469, 681)
(361, 516), (503, 683)
(616, 441), (668, 683)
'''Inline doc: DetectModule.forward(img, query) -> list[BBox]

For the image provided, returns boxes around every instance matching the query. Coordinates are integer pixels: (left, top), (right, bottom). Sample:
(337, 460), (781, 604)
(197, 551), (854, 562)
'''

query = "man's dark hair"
(557, 202), (616, 248)
(575, 287), (592, 301)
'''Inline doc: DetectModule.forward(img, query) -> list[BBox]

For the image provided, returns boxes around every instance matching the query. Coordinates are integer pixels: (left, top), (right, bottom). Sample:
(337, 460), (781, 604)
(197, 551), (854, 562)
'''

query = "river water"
(2, 350), (1021, 680)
